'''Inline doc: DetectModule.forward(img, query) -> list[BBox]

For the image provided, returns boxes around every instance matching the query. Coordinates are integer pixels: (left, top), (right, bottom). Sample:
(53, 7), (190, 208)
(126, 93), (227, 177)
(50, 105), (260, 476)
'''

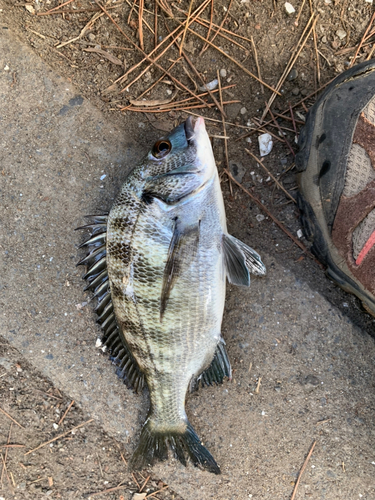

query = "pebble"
(240, 107), (247, 115)
(287, 68), (298, 81)
(229, 161), (246, 183)
(258, 133), (273, 157)
(336, 29), (347, 40)
(199, 79), (218, 91)
(291, 87), (300, 96)
(88, 33), (96, 41)
(220, 68), (227, 78)
(256, 214), (265, 222)
(284, 2), (295, 14)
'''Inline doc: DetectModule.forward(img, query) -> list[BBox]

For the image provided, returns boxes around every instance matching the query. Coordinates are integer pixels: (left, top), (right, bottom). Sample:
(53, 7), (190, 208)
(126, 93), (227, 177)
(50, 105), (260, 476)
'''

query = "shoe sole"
(297, 61), (375, 317)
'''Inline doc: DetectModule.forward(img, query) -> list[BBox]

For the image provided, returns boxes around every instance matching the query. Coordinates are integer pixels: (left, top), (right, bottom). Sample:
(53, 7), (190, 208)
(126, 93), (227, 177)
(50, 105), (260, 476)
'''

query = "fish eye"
(152, 139), (172, 159)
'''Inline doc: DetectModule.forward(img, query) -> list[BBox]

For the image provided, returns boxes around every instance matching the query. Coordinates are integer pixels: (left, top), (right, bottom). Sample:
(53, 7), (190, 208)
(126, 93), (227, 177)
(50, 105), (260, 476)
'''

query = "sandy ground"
(1, 2), (375, 499)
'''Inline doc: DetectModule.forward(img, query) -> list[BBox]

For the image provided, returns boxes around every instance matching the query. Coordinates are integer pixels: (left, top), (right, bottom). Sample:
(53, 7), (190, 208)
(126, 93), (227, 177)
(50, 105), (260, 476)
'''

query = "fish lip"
(184, 116), (195, 142)
(184, 116), (205, 144)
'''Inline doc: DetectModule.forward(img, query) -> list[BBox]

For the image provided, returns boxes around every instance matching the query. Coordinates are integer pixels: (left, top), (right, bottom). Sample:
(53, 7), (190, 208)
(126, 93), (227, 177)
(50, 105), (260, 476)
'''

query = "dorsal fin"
(77, 215), (144, 392)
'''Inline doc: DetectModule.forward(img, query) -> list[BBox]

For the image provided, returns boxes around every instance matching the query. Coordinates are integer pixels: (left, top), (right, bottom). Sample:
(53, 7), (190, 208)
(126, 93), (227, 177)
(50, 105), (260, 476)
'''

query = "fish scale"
(78, 116), (266, 473)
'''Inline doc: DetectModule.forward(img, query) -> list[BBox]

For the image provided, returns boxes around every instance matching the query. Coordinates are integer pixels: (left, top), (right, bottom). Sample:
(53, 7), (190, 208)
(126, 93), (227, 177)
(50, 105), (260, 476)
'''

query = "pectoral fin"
(160, 219), (199, 320)
(222, 233), (266, 286)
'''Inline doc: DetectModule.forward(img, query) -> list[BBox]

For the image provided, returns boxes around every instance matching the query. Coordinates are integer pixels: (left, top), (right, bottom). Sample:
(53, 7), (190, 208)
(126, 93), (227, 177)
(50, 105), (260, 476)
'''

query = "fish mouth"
(184, 116), (206, 143)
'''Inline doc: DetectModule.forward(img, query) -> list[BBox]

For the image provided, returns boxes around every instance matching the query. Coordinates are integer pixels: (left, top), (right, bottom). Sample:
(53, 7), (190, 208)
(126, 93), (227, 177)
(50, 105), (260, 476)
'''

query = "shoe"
(296, 60), (375, 317)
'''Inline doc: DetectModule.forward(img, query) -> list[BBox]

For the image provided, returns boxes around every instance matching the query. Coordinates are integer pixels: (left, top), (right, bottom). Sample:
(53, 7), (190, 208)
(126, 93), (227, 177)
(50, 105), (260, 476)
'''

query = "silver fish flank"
(78, 116), (266, 474)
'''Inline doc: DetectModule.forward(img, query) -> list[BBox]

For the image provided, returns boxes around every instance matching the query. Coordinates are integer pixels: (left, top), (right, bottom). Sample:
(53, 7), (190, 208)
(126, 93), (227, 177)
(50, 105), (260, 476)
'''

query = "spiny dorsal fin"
(222, 233), (266, 287)
(160, 218), (199, 321)
(77, 215), (144, 392)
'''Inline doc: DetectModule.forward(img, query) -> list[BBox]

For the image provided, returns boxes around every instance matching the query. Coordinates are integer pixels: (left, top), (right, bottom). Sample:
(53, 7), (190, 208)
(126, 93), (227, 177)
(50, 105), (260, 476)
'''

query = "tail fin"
(130, 419), (220, 474)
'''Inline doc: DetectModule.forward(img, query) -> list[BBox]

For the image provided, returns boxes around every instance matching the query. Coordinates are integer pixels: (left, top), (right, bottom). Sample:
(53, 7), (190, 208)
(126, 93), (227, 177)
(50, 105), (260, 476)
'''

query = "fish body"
(78, 117), (266, 473)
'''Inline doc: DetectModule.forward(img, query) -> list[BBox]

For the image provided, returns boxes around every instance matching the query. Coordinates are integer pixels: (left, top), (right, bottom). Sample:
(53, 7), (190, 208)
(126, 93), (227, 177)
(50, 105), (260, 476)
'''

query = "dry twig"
(24, 419), (94, 456)
(138, 0), (144, 50)
(187, 27), (280, 94)
(250, 36), (264, 94)
(290, 440), (317, 500)
(223, 169), (317, 260)
(57, 400), (75, 426)
(350, 10), (375, 67)
(0, 407), (25, 429)
(245, 149), (296, 203)
(261, 13), (318, 120)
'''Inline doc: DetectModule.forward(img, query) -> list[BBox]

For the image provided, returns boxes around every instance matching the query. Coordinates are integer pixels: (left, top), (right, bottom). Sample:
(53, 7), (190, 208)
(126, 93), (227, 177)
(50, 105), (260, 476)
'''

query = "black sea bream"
(78, 117), (266, 474)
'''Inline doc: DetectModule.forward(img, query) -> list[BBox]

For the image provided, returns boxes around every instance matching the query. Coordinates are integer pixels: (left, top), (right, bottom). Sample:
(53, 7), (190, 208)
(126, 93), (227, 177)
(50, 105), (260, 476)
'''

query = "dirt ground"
(1, 0), (375, 498)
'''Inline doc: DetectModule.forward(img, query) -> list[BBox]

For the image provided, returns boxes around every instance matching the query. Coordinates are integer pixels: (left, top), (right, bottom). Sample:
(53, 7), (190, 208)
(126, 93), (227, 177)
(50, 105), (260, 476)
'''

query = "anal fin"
(194, 340), (231, 390)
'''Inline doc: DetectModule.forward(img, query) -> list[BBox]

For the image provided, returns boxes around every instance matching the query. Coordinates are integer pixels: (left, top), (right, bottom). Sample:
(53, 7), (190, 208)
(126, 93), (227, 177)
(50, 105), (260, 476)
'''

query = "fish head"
(142, 117), (217, 204)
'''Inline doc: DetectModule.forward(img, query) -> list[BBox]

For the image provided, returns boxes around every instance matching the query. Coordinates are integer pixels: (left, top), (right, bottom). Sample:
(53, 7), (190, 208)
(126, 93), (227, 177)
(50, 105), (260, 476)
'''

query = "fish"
(77, 116), (266, 474)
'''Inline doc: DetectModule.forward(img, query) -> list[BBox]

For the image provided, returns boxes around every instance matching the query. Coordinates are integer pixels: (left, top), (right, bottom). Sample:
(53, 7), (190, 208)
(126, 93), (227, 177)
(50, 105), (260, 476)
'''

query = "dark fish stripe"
(107, 241), (132, 267)
(110, 215), (133, 231)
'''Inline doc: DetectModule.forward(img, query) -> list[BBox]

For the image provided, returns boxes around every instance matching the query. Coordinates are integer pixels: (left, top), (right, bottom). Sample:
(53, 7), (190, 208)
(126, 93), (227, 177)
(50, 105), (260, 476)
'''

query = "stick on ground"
(24, 419), (94, 456)
(0, 407), (25, 429)
(290, 440), (317, 500)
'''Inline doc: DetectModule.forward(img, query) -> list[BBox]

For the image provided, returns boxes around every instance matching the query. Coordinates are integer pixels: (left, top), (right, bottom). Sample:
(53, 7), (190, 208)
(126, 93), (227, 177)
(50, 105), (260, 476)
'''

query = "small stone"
(25, 4), (35, 14)
(225, 102), (242, 120)
(132, 494), (147, 500)
(199, 79), (218, 91)
(219, 68), (227, 78)
(303, 374), (320, 393)
(88, 33), (96, 41)
(258, 133), (273, 157)
(256, 214), (265, 222)
(365, 0), (373, 4)
(240, 107), (247, 115)
(336, 29), (347, 40)
(166, 89), (172, 95)
(4, 65), (9, 71)
(297, 229), (303, 239)
(287, 68), (298, 81)
(284, 2), (295, 14)
(291, 87), (300, 96)
(331, 40), (340, 49)
(53, 423), (59, 430)
(229, 161), (246, 183)
(321, 35), (327, 43)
